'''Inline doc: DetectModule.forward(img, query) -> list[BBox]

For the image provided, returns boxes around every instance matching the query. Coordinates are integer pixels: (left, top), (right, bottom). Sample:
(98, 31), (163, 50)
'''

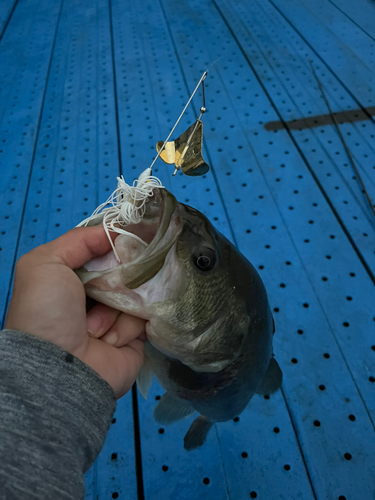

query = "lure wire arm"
(201, 76), (206, 113)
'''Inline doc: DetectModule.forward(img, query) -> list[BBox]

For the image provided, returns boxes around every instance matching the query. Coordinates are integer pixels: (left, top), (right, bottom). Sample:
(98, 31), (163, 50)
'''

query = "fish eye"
(193, 248), (216, 272)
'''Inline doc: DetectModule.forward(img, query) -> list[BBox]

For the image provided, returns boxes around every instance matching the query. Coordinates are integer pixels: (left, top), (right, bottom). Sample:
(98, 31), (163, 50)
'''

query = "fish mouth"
(77, 188), (181, 289)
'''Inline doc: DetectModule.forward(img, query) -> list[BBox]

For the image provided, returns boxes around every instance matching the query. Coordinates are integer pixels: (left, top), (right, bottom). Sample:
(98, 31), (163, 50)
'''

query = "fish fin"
(153, 392), (195, 425)
(184, 416), (213, 451)
(256, 357), (283, 395)
(136, 357), (154, 399)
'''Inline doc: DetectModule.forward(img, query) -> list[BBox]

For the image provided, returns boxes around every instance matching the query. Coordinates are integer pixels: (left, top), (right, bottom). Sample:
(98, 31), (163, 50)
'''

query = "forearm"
(0, 330), (116, 500)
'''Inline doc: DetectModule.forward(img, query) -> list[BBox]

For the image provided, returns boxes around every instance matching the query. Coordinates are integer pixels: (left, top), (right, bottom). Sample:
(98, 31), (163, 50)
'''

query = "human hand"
(5, 226), (146, 398)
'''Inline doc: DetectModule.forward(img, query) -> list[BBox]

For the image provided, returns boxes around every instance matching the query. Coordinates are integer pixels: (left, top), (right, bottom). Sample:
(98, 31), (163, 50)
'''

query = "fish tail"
(184, 416), (213, 451)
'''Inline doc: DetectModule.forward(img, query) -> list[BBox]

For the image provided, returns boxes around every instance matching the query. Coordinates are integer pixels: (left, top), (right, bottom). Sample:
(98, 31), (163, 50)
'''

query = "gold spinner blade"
(156, 120), (209, 177)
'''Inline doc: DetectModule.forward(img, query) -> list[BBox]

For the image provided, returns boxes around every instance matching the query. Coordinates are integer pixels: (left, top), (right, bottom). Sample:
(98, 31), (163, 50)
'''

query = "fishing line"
(204, 56), (224, 72)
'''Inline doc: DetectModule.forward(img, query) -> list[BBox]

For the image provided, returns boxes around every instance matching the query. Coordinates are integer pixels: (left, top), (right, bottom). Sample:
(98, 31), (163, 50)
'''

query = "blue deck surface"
(1, 0), (374, 499)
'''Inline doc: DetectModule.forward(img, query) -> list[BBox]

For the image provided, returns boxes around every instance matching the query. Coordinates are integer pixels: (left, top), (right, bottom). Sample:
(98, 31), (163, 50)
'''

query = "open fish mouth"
(76, 188), (181, 290)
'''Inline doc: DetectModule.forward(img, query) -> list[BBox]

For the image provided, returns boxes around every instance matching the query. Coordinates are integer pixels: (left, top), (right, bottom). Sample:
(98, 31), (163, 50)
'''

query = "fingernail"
(87, 314), (103, 335)
(102, 331), (118, 345)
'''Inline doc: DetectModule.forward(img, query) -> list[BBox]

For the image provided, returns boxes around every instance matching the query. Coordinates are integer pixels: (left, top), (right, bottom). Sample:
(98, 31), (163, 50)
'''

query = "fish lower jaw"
(85, 288), (150, 318)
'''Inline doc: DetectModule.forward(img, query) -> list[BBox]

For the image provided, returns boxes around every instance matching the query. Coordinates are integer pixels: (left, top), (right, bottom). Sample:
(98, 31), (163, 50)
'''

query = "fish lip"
(123, 188), (180, 289)
(125, 187), (178, 264)
(77, 188), (180, 286)
(142, 188), (177, 254)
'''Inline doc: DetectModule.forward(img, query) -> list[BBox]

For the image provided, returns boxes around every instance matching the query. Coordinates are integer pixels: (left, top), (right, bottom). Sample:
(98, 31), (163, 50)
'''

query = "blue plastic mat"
(1, 0), (374, 499)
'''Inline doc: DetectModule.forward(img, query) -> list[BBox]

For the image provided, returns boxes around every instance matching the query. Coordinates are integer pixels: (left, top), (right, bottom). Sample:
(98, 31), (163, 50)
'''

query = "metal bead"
(200, 106), (207, 113)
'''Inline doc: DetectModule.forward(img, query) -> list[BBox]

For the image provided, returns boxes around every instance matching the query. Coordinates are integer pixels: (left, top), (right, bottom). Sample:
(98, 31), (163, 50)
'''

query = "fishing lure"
(154, 71), (210, 177)
(77, 71), (211, 256)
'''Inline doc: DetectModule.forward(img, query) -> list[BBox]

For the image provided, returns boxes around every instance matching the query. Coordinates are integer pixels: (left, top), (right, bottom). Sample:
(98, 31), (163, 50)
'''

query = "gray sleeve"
(0, 329), (117, 500)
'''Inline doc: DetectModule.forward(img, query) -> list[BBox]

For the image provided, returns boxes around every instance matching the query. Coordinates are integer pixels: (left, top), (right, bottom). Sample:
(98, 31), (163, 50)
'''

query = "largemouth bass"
(77, 188), (282, 450)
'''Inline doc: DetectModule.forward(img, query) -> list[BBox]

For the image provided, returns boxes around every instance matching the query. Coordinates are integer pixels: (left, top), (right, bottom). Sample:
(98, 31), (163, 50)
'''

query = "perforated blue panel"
(0, 1), (374, 499)
(215, 0), (375, 274)
(0, 0), (17, 39)
(0, 0), (62, 320)
(328, 0), (375, 39)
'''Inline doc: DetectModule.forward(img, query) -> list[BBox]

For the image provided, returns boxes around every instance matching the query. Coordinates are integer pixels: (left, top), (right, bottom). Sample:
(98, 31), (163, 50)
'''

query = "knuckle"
(16, 246), (43, 272)
(16, 253), (30, 270)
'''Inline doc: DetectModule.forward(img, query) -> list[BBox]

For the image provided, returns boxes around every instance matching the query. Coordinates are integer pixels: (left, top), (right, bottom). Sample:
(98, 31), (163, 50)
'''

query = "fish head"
(78, 188), (270, 373)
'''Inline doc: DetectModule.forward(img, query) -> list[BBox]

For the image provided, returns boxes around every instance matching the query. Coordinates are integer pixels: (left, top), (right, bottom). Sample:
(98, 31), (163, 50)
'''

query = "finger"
(138, 331), (147, 342)
(120, 338), (145, 366)
(116, 339), (145, 398)
(101, 313), (147, 347)
(32, 226), (116, 269)
(87, 303), (121, 338)
(83, 336), (145, 398)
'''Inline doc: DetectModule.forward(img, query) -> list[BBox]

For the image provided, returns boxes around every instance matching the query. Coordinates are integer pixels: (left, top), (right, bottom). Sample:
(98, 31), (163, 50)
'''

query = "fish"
(76, 187), (282, 450)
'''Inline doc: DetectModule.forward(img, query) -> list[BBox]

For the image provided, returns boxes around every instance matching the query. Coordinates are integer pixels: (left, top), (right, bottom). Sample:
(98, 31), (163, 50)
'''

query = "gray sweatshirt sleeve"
(0, 329), (117, 500)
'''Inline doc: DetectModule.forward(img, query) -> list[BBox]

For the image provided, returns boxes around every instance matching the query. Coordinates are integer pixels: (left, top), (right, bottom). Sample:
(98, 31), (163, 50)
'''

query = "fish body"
(77, 189), (282, 449)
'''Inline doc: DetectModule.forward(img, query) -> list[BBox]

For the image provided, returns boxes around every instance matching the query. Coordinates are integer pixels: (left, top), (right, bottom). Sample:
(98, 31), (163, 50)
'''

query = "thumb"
(35, 226), (114, 270)
(82, 336), (145, 399)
